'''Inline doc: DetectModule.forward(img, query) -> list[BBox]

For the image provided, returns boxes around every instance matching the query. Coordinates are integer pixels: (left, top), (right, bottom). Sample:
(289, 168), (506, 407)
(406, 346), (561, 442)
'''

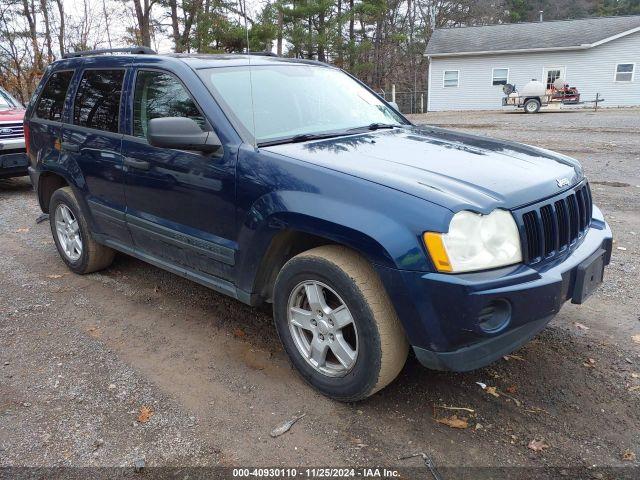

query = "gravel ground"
(1, 108), (639, 477)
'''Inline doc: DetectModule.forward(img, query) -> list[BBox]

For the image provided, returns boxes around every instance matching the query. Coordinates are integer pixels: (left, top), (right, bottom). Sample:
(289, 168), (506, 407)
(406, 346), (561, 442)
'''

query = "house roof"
(426, 15), (640, 57)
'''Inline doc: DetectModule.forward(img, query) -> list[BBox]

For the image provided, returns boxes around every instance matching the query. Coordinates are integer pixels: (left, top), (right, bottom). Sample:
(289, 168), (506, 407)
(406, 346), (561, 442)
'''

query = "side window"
(492, 68), (509, 86)
(443, 70), (459, 88)
(615, 63), (635, 82)
(133, 70), (205, 139)
(35, 71), (74, 121)
(73, 69), (125, 133)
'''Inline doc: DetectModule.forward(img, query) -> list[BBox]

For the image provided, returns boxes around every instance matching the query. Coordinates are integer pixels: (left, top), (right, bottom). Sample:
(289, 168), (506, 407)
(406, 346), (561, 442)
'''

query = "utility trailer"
(502, 79), (603, 113)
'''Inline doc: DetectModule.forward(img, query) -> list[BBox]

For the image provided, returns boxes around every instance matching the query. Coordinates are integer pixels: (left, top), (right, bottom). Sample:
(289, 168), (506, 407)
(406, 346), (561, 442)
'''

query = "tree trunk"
(102, 0), (113, 49)
(54, 0), (65, 55)
(22, 0), (43, 70)
(40, 0), (54, 61)
(373, 15), (382, 88)
(132, 0), (152, 47)
(180, 0), (203, 53)
(277, 6), (283, 56)
(169, 0), (182, 52)
(348, 0), (354, 70)
(307, 16), (313, 59)
(318, 11), (325, 62)
(336, 0), (342, 67)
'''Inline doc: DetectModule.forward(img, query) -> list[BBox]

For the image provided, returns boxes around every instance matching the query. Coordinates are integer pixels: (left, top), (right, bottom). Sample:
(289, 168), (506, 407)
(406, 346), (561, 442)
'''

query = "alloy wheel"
(54, 204), (83, 261)
(287, 280), (358, 377)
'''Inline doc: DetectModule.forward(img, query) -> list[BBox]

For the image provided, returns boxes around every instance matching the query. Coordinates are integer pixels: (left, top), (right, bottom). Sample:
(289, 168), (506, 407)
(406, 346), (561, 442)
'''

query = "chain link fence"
(379, 88), (428, 114)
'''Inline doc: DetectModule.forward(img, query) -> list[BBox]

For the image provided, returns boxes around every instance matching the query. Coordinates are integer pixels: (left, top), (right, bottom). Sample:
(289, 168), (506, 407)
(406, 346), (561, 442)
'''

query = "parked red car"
(0, 86), (28, 179)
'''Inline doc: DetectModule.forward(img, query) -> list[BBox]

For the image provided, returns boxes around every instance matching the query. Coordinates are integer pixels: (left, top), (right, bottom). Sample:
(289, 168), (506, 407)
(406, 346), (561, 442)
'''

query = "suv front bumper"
(376, 206), (613, 372)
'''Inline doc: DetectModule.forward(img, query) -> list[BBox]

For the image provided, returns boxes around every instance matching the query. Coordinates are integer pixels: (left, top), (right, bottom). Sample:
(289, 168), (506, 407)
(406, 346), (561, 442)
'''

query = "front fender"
(234, 188), (450, 294)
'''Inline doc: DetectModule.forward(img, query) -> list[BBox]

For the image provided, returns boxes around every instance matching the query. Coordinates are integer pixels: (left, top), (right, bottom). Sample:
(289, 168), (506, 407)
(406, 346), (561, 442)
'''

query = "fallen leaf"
(270, 413), (305, 437)
(485, 386), (500, 398)
(86, 327), (100, 338)
(622, 449), (636, 462)
(632, 335), (640, 344)
(476, 382), (500, 397)
(503, 354), (525, 361)
(631, 373), (639, 379)
(434, 414), (468, 429)
(233, 328), (246, 338)
(47, 274), (63, 279)
(527, 439), (549, 452)
(574, 322), (590, 331)
(583, 358), (596, 368)
(524, 407), (549, 414)
(435, 405), (475, 413)
(506, 385), (517, 394)
(15, 228), (30, 233)
(137, 406), (154, 423)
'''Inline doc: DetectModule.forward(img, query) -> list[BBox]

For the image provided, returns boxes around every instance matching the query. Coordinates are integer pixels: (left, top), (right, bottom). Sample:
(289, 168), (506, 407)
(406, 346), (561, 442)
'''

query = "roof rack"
(62, 46), (157, 59)
(248, 51), (278, 57)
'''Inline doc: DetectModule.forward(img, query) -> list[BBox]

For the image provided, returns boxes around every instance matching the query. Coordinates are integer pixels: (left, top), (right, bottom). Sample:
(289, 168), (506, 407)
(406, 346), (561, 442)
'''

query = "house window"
(615, 63), (635, 82)
(443, 70), (459, 88)
(492, 68), (509, 86)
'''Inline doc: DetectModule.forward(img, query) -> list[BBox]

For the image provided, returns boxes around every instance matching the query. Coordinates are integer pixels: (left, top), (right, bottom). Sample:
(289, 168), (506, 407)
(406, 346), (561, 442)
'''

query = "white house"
(425, 15), (640, 111)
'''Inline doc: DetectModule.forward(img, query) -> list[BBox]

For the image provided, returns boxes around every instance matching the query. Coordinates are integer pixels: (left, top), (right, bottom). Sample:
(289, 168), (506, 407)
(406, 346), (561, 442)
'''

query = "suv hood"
(0, 107), (25, 123)
(265, 126), (583, 213)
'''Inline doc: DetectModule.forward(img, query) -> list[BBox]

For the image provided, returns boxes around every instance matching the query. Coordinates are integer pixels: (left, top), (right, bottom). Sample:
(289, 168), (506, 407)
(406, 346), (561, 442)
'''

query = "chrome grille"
(0, 122), (24, 139)
(516, 182), (592, 263)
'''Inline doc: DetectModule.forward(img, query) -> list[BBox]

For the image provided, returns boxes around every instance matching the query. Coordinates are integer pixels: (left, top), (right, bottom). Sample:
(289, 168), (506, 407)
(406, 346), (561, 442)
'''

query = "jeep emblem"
(556, 177), (570, 188)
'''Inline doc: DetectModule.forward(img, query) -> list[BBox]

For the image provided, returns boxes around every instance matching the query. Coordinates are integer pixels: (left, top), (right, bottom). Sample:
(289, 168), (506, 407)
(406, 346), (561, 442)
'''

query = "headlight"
(424, 209), (522, 273)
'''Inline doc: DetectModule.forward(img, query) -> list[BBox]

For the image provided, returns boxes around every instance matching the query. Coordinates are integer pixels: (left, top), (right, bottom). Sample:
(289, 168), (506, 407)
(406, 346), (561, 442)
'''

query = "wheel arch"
(236, 190), (431, 304)
(37, 170), (70, 213)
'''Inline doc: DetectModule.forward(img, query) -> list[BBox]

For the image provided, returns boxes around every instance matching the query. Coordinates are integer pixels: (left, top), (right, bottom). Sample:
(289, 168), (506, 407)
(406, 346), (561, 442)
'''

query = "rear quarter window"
(73, 69), (125, 133)
(35, 70), (74, 121)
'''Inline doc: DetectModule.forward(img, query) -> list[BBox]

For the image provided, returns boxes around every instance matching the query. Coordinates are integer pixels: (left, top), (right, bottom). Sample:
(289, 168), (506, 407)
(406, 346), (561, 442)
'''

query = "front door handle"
(61, 142), (80, 153)
(124, 157), (151, 170)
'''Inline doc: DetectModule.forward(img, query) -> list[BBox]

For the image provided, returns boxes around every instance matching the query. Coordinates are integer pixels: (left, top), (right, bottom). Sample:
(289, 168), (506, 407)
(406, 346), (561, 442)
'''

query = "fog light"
(478, 299), (511, 333)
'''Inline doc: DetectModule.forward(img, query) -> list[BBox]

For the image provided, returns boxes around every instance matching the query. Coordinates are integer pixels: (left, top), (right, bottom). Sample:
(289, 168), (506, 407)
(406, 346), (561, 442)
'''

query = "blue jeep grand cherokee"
(25, 48), (612, 401)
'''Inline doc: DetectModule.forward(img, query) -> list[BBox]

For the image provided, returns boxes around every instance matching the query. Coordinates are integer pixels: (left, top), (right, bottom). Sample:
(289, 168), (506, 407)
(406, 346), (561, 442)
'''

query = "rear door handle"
(61, 142), (79, 153)
(124, 157), (150, 170)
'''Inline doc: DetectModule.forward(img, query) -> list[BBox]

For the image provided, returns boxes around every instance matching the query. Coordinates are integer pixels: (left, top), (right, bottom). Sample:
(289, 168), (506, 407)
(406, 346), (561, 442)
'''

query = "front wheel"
(273, 245), (408, 401)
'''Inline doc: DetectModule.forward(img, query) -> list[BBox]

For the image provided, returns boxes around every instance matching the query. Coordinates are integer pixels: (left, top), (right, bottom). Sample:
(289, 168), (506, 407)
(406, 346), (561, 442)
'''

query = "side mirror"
(389, 101), (400, 111)
(148, 117), (221, 153)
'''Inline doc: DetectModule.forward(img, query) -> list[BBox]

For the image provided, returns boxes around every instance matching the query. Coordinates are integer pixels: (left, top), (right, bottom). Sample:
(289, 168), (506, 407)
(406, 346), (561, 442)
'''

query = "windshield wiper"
(346, 123), (401, 132)
(258, 131), (350, 147)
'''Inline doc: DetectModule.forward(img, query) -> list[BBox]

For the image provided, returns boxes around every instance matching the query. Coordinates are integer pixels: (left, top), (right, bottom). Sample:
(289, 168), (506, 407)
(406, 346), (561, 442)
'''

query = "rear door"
(61, 67), (131, 245)
(27, 70), (75, 178)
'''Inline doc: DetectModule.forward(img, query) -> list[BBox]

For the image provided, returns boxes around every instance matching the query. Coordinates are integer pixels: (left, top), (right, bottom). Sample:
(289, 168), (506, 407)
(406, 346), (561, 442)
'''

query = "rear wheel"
(273, 245), (408, 401)
(49, 187), (115, 274)
(524, 98), (541, 114)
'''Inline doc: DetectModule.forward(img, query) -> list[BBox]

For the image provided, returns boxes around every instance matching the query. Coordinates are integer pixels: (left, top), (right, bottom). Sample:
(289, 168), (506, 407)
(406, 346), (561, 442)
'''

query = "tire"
(524, 98), (541, 114)
(273, 245), (408, 401)
(49, 186), (115, 274)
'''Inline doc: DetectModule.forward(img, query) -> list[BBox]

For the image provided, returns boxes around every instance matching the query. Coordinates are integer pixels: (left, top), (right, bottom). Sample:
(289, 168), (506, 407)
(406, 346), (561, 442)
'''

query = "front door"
(544, 66), (566, 90)
(60, 68), (130, 245)
(121, 68), (237, 281)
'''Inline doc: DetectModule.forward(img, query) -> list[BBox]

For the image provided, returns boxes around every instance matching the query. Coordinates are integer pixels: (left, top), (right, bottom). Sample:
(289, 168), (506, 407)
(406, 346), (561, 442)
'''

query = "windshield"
(201, 64), (405, 144)
(0, 88), (21, 109)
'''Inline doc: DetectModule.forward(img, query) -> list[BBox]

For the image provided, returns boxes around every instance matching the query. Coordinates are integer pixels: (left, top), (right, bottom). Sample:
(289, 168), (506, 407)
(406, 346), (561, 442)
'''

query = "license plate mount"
(572, 248), (606, 304)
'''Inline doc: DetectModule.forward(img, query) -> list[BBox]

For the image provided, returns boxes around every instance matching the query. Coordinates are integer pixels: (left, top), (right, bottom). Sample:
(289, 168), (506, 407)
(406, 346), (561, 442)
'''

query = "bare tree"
(131, 0), (156, 47)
